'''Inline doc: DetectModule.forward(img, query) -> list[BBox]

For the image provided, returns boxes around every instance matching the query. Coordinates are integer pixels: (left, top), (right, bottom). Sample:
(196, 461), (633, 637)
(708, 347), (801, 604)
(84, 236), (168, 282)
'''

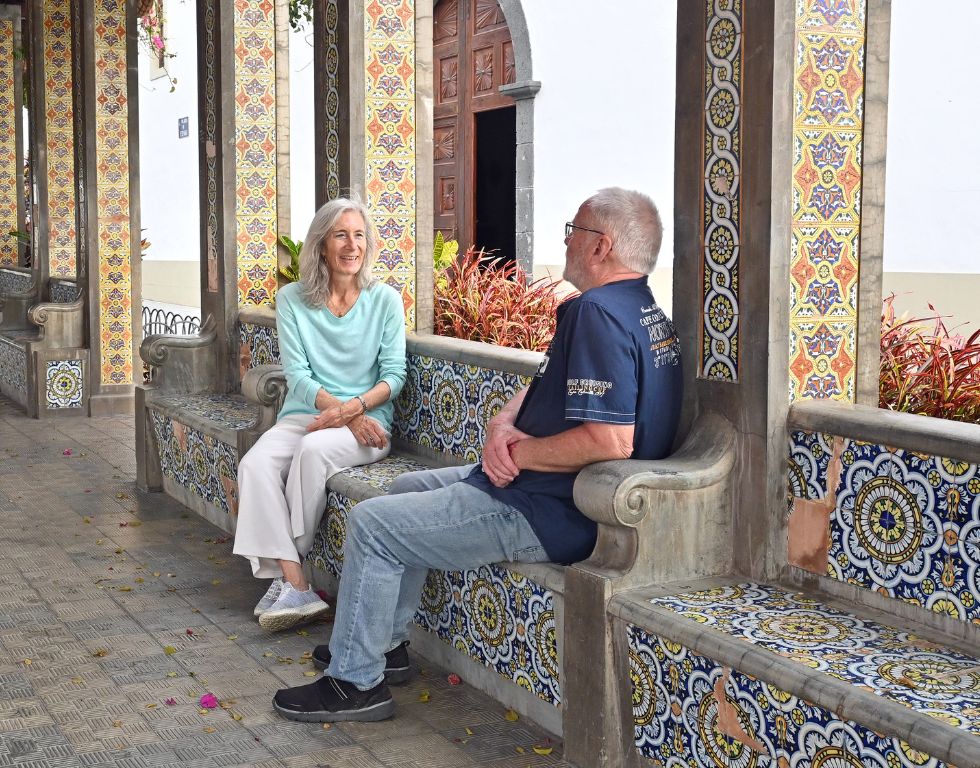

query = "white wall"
(137, 0), (199, 270)
(521, 0), (676, 281)
(289, 21), (317, 243)
(884, 2), (980, 274)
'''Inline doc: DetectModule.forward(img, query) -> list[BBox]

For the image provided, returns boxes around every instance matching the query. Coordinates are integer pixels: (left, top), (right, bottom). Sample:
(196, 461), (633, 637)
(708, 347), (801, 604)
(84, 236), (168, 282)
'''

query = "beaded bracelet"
(354, 395), (369, 414)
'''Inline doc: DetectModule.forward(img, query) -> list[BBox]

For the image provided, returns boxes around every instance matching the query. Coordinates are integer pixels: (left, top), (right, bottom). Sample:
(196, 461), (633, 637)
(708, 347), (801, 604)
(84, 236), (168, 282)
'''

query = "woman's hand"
(347, 414), (389, 449)
(307, 399), (361, 432)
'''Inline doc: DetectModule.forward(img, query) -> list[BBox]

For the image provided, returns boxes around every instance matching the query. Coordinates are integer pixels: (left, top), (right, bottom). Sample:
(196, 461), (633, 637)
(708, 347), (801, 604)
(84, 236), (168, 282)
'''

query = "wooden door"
(433, 0), (516, 251)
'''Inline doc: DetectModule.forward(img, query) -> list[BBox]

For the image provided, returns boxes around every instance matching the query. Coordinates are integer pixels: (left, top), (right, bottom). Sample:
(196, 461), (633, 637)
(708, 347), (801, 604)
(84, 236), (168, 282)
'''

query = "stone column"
(0, 6), (24, 268)
(78, 0), (141, 416)
(197, 0), (281, 392)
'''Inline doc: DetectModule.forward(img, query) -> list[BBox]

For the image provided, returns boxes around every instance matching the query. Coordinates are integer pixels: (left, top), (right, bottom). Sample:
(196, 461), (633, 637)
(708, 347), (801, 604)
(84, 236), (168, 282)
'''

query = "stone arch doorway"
(432, 0), (536, 269)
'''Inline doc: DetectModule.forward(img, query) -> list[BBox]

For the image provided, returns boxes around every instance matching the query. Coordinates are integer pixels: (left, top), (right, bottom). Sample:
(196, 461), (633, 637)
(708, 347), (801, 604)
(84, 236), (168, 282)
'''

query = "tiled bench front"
(618, 401), (980, 767)
(0, 273), (87, 417)
(618, 580), (979, 767)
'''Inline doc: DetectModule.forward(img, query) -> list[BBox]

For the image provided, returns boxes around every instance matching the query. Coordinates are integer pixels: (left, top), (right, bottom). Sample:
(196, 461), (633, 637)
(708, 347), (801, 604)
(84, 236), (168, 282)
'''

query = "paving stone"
(0, 396), (571, 767)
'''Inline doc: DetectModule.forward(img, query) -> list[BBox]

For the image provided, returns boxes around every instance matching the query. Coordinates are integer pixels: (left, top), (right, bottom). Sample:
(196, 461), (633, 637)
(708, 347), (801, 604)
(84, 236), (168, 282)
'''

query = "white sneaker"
(253, 577), (284, 617)
(258, 582), (330, 631)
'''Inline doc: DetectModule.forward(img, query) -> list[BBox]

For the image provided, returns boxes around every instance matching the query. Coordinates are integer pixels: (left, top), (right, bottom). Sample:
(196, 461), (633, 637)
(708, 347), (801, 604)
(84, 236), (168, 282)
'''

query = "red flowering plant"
(434, 245), (575, 352)
(879, 293), (980, 422)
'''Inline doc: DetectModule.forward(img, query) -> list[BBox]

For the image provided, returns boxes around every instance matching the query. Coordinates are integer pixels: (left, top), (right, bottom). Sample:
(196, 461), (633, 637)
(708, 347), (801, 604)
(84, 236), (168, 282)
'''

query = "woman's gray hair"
(298, 197), (379, 307)
(585, 187), (663, 274)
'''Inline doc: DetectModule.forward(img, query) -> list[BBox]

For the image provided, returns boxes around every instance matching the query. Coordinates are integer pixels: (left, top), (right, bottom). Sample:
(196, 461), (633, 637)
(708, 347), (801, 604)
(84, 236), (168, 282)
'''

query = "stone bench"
(0, 272), (87, 416)
(613, 401), (980, 768)
(136, 308), (737, 757)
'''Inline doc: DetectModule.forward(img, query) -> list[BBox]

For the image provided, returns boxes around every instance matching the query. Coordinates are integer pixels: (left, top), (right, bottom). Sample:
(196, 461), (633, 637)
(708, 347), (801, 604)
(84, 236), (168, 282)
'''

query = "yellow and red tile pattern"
(93, 5), (133, 385)
(43, 0), (77, 278)
(0, 18), (17, 267)
(234, 0), (278, 307)
(790, 0), (866, 401)
(365, 0), (416, 330)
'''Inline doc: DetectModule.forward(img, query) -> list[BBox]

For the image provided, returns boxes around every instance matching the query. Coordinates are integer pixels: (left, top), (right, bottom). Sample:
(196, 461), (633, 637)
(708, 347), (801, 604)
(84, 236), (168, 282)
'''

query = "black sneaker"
(312, 640), (412, 684)
(273, 675), (394, 723)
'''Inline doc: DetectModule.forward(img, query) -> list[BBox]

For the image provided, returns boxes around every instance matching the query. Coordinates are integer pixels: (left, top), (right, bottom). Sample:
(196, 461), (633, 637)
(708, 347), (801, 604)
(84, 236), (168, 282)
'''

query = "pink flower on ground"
(164, 697), (177, 706)
(199, 693), (218, 709)
(447, 673), (462, 686)
(63, 449), (72, 456)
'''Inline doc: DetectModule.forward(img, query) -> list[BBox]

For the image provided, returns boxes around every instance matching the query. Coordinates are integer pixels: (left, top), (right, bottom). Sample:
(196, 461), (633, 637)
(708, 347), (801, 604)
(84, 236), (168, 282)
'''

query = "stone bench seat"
(615, 578), (980, 767)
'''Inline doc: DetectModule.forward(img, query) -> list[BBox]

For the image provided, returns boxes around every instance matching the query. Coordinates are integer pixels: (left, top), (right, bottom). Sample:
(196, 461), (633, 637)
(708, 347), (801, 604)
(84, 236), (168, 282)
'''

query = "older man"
(272, 187), (682, 722)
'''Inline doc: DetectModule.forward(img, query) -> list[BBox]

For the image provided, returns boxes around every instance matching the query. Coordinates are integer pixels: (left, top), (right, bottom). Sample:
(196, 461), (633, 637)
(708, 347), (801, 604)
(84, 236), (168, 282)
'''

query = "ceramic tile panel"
(323, 0), (342, 200)
(393, 354), (530, 462)
(150, 410), (240, 517)
(45, 359), (84, 409)
(43, 0), (78, 278)
(788, 429), (834, 500)
(0, 338), (27, 405)
(364, 0), (417, 329)
(828, 442), (980, 622)
(628, 622), (958, 766)
(49, 279), (81, 304)
(0, 268), (33, 294)
(699, 0), (742, 382)
(789, 0), (867, 402)
(202, 1), (219, 294)
(0, 18), (17, 267)
(234, 0), (278, 307)
(151, 393), (260, 431)
(239, 321), (281, 369)
(308, 485), (561, 707)
(92, 1), (134, 385)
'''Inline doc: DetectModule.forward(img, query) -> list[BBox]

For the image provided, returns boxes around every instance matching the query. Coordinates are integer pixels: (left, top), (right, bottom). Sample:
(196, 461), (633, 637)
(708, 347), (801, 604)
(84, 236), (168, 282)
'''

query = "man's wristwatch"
(354, 395), (369, 414)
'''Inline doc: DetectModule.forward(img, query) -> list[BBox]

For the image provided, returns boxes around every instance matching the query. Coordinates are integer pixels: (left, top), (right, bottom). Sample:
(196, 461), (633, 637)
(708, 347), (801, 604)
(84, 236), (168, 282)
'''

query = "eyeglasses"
(565, 222), (605, 239)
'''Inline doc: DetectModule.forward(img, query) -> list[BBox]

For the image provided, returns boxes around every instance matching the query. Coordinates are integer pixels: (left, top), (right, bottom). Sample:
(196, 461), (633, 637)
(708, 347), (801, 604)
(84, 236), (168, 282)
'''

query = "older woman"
(233, 198), (406, 631)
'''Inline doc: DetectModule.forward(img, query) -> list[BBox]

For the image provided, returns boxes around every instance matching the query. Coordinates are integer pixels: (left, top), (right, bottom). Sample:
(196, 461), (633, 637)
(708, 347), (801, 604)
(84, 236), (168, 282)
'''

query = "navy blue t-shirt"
(464, 276), (682, 564)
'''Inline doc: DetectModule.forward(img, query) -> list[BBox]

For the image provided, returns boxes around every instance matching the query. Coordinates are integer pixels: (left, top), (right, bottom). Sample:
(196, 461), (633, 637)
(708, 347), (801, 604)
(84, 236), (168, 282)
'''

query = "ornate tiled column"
(788, 1), (870, 404)
(0, 6), (24, 268)
(675, 0), (890, 578)
(197, 0), (283, 392)
(78, 0), (141, 416)
(347, 0), (430, 332)
(313, 0), (349, 207)
(28, 0), (79, 283)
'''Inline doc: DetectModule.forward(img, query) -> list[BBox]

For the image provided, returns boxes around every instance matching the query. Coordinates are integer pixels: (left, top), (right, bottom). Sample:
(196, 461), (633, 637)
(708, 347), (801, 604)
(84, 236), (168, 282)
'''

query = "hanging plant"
(137, 0), (178, 91)
(289, 0), (313, 32)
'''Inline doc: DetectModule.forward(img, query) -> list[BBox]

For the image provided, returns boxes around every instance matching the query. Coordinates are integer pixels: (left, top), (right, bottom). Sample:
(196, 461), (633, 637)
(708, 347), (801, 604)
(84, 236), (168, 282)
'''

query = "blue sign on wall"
(178, 117), (189, 139)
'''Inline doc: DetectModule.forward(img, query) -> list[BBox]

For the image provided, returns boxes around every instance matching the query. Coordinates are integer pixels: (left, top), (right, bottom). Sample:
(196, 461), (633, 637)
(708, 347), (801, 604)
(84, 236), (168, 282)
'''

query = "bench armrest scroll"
(140, 315), (218, 393)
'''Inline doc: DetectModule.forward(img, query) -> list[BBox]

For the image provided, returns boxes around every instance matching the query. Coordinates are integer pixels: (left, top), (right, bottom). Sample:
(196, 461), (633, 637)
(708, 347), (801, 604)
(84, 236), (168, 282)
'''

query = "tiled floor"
(0, 396), (570, 768)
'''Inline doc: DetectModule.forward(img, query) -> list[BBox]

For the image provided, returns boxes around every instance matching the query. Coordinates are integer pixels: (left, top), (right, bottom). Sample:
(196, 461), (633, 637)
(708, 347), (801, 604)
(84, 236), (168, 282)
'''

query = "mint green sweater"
(275, 281), (407, 430)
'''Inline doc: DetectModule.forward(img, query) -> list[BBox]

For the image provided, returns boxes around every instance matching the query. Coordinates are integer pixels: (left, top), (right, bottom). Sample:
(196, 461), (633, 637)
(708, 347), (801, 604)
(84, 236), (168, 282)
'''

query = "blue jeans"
(326, 469), (549, 689)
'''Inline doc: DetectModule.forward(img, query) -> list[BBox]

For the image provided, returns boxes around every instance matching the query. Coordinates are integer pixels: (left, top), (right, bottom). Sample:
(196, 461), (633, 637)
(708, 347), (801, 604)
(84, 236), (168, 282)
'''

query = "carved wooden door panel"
(433, 0), (515, 248)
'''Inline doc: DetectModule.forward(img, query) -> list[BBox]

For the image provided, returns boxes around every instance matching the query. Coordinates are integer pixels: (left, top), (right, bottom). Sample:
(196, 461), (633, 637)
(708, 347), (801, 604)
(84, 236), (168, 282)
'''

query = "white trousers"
(232, 413), (389, 578)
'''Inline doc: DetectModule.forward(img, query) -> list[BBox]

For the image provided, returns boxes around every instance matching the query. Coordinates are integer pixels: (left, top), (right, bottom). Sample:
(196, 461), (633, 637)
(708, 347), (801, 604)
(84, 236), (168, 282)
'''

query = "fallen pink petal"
(448, 673), (462, 686)
(62, 449), (72, 456)
(164, 697), (177, 706)
(199, 693), (218, 709)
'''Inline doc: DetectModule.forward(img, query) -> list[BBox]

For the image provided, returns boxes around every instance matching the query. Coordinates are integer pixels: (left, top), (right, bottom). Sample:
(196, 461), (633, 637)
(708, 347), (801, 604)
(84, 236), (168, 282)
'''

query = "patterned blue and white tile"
(45, 359), (84, 409)
(628, 625), (958, 766)
(646, 583), (980, 737)
(830, 440), (946, 602)
(788, 430), (834, 499)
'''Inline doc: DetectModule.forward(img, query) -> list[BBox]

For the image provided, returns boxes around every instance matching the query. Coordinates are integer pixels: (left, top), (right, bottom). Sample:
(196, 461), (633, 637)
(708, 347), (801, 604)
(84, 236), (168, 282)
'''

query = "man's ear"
(590, 232), (614, 265)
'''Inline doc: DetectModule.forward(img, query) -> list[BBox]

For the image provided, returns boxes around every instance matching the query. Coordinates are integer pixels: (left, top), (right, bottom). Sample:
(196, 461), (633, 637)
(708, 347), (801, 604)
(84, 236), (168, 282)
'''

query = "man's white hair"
(584, 187), (663, 274)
